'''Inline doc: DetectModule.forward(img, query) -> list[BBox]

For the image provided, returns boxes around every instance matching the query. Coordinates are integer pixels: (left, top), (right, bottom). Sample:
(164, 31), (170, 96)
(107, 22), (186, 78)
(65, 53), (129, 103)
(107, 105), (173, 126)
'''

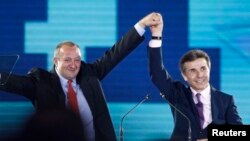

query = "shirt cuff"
(134, 23), (145, 37)
(149, 40), (162, 48)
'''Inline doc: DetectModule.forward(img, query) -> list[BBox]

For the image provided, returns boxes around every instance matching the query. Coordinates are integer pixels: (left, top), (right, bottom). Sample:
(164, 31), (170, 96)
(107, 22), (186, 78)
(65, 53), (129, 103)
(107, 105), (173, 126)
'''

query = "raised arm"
(147, 13), (174, 97)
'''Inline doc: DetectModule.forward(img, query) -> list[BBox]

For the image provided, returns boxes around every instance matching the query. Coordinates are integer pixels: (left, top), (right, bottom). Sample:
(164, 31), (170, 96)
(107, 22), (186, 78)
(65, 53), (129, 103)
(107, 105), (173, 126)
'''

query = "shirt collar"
(55, 68), (76, 87)
(191, 84), (211, 103)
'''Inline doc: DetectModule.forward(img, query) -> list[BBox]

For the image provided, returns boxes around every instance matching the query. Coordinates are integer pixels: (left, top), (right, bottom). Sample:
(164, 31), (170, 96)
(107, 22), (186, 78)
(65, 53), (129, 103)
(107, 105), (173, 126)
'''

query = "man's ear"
(181, 72), (187, 81)
(54, 58), (58, 67)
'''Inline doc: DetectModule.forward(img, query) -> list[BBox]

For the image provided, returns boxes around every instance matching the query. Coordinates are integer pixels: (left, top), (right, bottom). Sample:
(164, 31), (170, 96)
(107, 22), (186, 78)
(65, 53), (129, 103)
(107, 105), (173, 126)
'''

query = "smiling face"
(182, 58), (210, 92)
(54, 43), (82, 80)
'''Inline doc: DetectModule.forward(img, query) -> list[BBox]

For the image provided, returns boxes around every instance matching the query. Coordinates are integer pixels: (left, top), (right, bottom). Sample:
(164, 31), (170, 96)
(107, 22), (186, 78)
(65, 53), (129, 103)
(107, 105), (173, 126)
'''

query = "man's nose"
(197, 71), (203, 77)
(69, 60), (77, 68)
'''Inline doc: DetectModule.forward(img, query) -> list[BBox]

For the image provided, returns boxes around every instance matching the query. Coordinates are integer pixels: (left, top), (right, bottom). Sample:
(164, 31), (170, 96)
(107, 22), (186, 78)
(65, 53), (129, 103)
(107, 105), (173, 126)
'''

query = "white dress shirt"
(191, 85), (212, 129)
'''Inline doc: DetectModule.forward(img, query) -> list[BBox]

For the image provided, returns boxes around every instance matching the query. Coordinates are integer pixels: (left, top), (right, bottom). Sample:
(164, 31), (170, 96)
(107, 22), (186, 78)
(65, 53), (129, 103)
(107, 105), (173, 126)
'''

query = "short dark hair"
(179, 49), (211, 73)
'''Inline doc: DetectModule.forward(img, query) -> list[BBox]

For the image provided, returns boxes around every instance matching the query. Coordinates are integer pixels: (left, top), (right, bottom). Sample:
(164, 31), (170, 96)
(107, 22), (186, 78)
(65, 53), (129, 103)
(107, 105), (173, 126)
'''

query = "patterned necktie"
(196, 93), (204, 128)
(67, 80), (79, 115)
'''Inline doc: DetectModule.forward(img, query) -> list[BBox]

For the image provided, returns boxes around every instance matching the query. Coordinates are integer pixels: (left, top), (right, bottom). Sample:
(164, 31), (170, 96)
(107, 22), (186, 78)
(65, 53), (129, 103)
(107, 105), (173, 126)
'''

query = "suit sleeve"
(0, 71), (36, 100)
(148, 47), (176, 100)
(226, 96), (243, 124)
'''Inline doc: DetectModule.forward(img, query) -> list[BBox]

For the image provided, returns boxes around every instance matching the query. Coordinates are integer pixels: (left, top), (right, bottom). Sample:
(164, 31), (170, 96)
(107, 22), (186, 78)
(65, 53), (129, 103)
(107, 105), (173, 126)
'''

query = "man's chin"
(65, 74), (77, 80)
(192, 85), (206, 92)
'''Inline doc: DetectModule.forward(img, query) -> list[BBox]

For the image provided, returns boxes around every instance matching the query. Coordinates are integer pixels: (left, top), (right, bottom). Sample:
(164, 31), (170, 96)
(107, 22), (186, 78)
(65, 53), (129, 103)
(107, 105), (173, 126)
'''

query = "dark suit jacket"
(148, 47), (242, 141)
(0, 27), (145, 141)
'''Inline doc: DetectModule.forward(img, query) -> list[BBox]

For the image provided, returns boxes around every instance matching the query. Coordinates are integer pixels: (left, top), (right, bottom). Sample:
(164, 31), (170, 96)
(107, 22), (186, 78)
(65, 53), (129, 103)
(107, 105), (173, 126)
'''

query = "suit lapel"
(50, 68), (66, 108)
(186, 88), (202, 128)
(78, 76), (96, 116)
